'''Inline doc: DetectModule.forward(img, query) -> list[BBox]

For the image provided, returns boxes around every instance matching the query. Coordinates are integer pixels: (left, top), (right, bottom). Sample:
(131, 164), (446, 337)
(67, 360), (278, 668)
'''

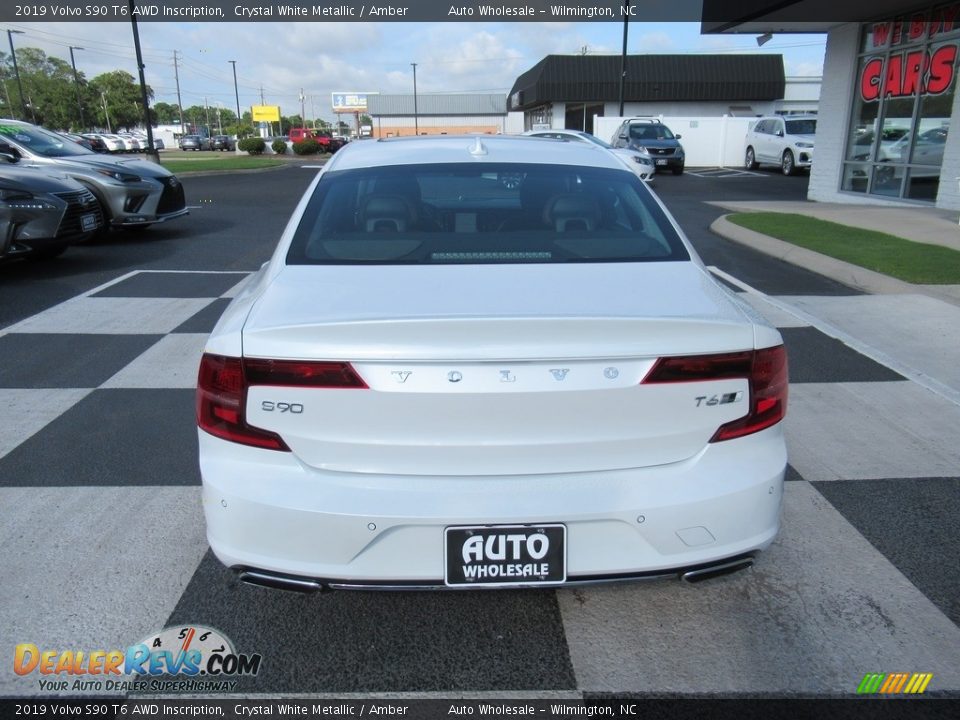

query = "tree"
(0, 47), (90, 130)
(153, 101), (181, 125)
(89, 70), (153, 131)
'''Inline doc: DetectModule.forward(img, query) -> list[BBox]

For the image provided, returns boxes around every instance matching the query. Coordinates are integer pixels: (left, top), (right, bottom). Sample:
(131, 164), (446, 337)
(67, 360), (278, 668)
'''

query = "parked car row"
(69, 131), (166, 154)
(0, 118), (188, 263)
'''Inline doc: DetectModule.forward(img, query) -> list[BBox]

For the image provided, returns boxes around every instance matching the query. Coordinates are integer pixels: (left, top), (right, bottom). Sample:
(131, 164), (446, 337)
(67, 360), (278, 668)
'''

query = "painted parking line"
(687, 168), (768, 178)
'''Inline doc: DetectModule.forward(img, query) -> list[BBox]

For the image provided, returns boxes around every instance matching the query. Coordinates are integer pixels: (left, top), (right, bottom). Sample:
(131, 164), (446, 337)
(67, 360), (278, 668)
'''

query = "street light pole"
(618, 0), (631, 117)
(228, 60), (242, 137)
(69, 46), (85, 129)
(411, 62), (418, 136)
(6, 29), (27, 121)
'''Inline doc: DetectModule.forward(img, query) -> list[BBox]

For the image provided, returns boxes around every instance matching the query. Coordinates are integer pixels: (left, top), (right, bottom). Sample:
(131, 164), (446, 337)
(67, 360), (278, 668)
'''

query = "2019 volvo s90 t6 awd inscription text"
(197, 136), (788, 591)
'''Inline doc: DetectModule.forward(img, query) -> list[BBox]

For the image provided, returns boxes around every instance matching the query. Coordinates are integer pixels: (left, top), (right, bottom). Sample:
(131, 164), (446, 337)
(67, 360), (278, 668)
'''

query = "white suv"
(744, 115), (816, 175)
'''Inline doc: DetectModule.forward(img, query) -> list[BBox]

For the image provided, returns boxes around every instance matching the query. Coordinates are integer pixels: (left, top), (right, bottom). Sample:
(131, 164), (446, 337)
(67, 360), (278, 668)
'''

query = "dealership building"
(507, 54), (819, 134)
(704, 0), (960, 209)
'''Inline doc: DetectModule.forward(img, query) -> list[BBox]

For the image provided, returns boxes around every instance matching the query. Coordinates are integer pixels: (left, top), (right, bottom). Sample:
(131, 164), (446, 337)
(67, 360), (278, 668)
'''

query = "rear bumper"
(199, 425), (786, 586)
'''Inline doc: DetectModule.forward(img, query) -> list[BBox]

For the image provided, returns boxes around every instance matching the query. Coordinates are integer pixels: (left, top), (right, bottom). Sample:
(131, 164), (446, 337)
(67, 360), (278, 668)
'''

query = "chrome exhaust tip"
(237, 569), (325, 593)
(680, 557), (754, 583)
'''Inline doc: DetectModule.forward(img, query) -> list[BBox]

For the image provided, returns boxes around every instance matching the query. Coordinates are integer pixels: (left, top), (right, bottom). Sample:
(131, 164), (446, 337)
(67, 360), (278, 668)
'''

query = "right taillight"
(196, 353), (368, 451)
(643, 345), (788, 443)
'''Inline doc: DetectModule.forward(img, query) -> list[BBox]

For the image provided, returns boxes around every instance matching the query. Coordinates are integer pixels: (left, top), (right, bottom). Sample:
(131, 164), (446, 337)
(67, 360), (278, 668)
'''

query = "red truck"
(289, 128), (331, 150)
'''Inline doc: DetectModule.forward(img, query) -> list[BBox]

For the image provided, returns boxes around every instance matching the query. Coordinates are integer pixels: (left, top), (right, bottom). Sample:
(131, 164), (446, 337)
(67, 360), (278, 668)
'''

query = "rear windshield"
(785, 119), (817, 135)
(286, 162), (690, 265)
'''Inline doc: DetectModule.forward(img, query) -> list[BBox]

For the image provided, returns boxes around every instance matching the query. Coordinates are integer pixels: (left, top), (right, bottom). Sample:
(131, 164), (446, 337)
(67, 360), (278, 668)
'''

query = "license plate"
(444, 524), (566, 587)
(655, 159), (668, 166)
(81, 213), (98, 231)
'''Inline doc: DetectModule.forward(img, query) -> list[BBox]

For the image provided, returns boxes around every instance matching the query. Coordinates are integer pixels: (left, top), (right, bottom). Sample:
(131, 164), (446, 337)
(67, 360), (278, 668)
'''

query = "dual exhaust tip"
(236, 555), (755, 593)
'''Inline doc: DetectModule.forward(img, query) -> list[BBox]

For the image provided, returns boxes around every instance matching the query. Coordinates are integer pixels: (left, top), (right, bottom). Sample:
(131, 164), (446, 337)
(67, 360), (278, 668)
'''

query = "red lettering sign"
(927, 44), (958, 94)
(908, 15), (927, 41)
(873, 23), (891, 48)
(884, 54), (905, 96)
(861, 58), (884, 101)
(930, 3), (960, 37)
(874, 3), (960, 45)
(901, 50), (925, 95)
(859, 44), (958, 101)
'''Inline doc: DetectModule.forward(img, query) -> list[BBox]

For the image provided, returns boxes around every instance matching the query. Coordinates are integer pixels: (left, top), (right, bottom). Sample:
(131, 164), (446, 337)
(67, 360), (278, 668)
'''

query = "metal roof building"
(368, 94), (507, 117)
(509, 55), (785, 110)
(366, 94), (510, 138)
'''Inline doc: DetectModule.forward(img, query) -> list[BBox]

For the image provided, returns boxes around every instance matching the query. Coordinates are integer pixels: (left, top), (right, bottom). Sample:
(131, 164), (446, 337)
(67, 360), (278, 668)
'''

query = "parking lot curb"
(170, 162), (307, 178)
(710, 214), (960, 307)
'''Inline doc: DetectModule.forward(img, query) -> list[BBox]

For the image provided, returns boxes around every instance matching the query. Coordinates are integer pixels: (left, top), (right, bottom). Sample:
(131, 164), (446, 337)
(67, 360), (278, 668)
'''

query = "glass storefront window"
(841, 164), (870, 193)
(844, 4), (959, 203)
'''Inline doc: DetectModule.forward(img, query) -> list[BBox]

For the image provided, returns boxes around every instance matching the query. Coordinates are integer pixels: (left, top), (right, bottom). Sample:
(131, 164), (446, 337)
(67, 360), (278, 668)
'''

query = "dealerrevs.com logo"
(14, 625), (262, 693)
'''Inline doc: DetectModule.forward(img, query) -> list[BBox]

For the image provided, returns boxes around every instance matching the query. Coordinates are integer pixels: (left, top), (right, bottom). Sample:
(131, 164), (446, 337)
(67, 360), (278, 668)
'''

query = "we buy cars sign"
(859, 2), (960, 101)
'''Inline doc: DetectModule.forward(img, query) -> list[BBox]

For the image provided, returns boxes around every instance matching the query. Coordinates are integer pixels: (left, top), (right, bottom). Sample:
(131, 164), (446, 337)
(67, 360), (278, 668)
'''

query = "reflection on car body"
(523, 129), (656, 181)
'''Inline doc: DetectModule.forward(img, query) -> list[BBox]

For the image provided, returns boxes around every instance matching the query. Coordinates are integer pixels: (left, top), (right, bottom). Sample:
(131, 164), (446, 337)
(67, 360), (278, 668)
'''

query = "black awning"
(508, 54), (785, 111)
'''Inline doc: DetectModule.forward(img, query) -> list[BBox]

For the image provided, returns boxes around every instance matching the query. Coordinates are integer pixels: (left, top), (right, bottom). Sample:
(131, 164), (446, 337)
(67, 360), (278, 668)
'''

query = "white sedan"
(197, 135), (788, 591)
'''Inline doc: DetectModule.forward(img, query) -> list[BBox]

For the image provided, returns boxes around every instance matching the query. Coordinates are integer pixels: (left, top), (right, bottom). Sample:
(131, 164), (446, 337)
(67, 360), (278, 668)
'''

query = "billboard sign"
(332, 92), (374, 113)
(251, 105), (281, 122)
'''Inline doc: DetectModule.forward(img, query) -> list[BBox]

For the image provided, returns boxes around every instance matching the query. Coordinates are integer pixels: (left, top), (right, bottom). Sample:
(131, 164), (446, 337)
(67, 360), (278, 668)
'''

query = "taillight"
(643, 345), (788, 443)
(244, 359), (367, 388)
(196, 354), (368, 451)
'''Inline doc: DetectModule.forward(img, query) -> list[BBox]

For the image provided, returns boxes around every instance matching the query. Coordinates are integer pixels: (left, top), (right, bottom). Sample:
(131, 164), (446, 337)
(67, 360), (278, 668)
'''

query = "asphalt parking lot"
(2, 165), (958, 703)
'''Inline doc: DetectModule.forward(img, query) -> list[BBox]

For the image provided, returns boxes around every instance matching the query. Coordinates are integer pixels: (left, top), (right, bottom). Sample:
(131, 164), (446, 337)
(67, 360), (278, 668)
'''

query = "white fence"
(594, 116), (757, 168)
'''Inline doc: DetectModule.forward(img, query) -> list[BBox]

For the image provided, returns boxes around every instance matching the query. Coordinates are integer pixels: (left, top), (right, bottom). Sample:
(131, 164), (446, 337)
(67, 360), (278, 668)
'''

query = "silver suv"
(744, 115), (816, 175)
(0, 119), (188, 231)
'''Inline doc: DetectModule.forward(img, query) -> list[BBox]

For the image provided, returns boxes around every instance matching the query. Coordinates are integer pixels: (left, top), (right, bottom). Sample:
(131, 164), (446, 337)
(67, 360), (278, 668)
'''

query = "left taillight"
(196, 354), (368, 451)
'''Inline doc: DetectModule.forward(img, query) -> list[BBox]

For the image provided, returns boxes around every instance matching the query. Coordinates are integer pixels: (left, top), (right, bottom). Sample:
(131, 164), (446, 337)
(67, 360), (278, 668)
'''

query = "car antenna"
(469, 137), (487, 157)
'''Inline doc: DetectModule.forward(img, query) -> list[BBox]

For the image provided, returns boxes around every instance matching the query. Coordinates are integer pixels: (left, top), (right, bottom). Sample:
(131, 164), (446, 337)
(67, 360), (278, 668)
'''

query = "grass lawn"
(726, 212), (960, 285)
(160, 156), (287, 174)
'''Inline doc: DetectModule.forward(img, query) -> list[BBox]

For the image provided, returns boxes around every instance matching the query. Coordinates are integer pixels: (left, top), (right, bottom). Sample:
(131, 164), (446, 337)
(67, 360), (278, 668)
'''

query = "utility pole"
(411, 62), (418, 136)
(228, 60), (241, 138)
(299, 88), (305, 129)
(101, 91), (112, 133)
(204, 96), (211, 136)
(68, 46), (85, 129)
(618, 0), (631, 117)
(6, 29), (27, 121)
(127, 0), (157, 160)
(173, 51), (185, 136)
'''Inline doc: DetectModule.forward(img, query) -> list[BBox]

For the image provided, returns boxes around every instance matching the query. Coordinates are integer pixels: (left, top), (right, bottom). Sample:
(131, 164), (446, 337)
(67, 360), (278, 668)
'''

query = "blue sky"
(5, 21), (826, 122)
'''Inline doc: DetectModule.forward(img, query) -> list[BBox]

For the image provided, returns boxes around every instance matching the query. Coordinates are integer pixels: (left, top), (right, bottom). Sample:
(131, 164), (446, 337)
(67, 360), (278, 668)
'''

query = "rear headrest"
(543, 193), (601, 232)
(360, 195), (415, 232)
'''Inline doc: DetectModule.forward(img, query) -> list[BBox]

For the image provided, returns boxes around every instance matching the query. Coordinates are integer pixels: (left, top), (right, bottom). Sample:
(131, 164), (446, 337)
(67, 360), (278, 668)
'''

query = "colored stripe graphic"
(858, 673), (933, 694)
(857, 673), (885, 694)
